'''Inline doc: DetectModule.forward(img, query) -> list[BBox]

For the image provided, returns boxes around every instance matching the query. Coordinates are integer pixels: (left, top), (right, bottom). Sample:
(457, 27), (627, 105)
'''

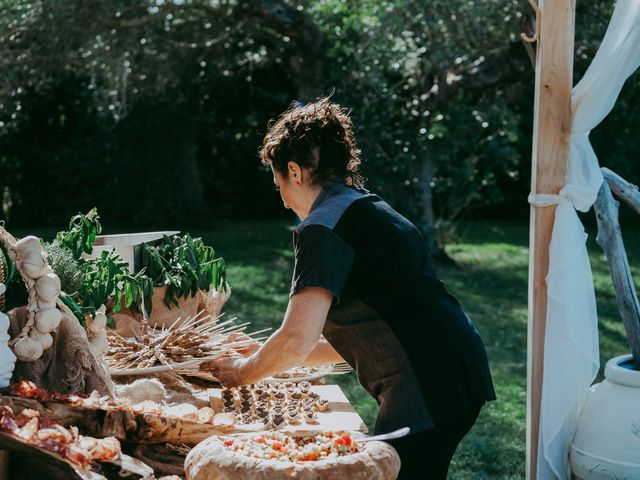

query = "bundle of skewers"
(105, 311), (270, 373)
(270, 362), (354, 380)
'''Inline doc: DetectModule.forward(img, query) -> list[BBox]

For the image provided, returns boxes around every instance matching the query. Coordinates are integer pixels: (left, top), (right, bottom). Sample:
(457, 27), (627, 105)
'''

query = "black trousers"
(387, 402), (483, 479)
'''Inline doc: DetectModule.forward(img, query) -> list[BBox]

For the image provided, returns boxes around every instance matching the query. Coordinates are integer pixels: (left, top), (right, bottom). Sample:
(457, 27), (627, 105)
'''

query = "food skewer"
(105, 311), (267, 374)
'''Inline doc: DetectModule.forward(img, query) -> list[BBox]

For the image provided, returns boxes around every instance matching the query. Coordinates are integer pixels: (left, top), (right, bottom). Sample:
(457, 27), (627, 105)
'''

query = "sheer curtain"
(530, 1), (640, 478)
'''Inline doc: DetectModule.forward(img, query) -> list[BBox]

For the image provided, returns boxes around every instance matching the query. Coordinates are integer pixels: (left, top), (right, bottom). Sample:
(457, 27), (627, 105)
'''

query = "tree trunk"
(414, 146), (457, 267)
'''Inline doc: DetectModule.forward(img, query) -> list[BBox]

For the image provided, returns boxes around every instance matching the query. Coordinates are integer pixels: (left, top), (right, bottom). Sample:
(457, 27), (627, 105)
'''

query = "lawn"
(13, 217), (636, 479)
(195, 218), (637, 480)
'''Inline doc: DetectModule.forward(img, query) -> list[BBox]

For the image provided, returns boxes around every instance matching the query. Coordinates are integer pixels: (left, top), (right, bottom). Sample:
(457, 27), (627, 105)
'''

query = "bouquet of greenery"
(139, 234), (226, 309)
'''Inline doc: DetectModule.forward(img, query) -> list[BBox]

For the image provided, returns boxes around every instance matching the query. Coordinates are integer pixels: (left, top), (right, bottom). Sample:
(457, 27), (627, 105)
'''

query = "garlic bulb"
(13, 336), (44, 362)
(21, 261), (49, 280)
(87, 305), (109, 357)
(35, 308), (62, 334)
(0, 311), (10, 332)
(4, 233), (60, 363)
(0, 312), (16, 387)
(35, 273), (61, 303)
(29, 330), (53, 350)
(13, 241), (49, 279)
(88, 305), (107, 334)
(37, 298), (57, 311)
(14, 236), (42, 257)
(90, 333), (109, 357)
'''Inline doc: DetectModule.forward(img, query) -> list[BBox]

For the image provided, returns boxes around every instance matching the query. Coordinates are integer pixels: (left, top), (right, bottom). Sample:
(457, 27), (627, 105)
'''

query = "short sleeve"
(290, 225), (354, 304)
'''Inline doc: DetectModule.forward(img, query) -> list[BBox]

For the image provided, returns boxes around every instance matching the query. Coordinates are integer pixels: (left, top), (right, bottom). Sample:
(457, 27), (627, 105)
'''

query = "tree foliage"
(1, 0), (639, 250)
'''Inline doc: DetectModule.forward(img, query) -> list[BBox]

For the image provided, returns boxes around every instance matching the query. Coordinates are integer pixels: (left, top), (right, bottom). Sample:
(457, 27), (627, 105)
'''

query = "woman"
(203, 98), (496, 479)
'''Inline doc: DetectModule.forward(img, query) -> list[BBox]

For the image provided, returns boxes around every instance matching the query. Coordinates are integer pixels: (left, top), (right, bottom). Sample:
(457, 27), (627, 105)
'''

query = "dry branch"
(602, 167), (640, 215)
(594, 173), (640, 366)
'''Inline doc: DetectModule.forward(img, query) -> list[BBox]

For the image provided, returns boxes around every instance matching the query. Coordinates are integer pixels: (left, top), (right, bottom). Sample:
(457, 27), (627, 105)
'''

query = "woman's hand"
(200, 354), (251, 388)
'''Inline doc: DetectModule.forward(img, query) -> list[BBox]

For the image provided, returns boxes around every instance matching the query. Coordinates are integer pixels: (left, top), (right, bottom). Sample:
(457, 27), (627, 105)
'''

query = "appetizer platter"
(213, 382), (331, 429)
(184, 430), (400, 480)
(203, 383), (368, 435)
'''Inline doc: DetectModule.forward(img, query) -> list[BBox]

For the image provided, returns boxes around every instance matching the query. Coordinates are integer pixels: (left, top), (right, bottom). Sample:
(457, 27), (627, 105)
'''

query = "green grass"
(194, 218), (638, 479)
(15, 218), (637, 478)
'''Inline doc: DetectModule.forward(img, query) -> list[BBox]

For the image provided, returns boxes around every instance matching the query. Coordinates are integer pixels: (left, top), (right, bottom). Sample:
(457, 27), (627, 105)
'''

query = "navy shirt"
(290, 182), (496, 435)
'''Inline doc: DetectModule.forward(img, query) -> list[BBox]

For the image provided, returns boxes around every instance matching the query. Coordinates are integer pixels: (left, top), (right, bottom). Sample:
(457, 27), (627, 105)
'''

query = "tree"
(311, 0), (526, 259)
(0, 0), (324, 226)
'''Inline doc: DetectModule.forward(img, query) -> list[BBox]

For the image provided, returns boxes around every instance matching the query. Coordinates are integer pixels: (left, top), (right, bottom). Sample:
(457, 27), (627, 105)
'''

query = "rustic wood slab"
(197, 384), (369, 434)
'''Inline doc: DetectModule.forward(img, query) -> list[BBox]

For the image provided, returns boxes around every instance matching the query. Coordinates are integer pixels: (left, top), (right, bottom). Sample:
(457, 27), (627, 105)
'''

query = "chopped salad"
(222, 431), (360, 462)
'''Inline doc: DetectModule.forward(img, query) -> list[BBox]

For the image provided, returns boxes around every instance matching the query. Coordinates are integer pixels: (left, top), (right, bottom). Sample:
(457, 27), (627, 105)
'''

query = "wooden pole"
(526, 0), (576, 478)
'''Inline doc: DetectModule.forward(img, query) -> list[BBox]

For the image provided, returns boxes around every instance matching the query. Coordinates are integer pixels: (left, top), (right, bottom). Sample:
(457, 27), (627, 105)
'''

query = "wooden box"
(84, 231), (179, 274)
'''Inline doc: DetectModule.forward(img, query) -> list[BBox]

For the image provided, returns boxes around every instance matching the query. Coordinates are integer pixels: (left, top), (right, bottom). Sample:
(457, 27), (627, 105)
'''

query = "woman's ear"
(287, 161), (303, 186)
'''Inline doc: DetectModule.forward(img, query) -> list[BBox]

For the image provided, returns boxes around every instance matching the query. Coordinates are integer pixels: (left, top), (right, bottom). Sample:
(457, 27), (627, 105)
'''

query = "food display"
(215, 382), (331, 429)
(0, 404), (121, 469)
(184, 431), (401, 480)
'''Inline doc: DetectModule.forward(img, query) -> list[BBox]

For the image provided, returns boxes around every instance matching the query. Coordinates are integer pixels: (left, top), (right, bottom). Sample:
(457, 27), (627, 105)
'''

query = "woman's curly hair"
(259, 97), (365, 188)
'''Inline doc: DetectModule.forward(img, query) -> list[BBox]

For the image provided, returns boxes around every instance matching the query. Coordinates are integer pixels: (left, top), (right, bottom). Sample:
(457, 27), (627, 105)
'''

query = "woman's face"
(272, 165), (298, 212)
(272, 161), (321, 220)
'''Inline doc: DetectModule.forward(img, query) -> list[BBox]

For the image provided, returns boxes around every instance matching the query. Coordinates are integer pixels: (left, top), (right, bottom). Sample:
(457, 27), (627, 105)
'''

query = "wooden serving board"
(197, 384), (368, 434)
(0, 395), (231, 446)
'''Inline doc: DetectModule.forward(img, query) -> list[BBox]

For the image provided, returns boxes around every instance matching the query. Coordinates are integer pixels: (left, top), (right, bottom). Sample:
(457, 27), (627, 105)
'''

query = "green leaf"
(125, 282), (133, 308)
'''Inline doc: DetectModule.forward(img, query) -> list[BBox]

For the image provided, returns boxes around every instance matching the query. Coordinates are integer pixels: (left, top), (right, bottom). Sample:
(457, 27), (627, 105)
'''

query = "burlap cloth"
(113, 373), (209, 408)
(8, 306), (114, 396)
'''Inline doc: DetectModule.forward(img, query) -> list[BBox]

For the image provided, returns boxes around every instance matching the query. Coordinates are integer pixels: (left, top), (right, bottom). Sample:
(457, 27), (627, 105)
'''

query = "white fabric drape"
(535, 1), (640, 478)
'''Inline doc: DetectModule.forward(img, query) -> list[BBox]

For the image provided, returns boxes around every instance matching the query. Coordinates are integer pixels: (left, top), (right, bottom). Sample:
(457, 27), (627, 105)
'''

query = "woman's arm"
(301, 336), (345, 366)
(201, 287), (333, 386)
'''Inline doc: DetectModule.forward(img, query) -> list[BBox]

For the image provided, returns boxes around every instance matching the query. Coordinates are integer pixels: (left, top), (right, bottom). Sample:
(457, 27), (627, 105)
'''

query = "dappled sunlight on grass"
(13, 218), (631, 480)
(19, 217), (639, 478)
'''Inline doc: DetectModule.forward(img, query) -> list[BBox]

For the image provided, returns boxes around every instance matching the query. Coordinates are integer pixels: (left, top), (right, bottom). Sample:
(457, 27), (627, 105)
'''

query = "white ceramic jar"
(570, 354), (640, 480)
